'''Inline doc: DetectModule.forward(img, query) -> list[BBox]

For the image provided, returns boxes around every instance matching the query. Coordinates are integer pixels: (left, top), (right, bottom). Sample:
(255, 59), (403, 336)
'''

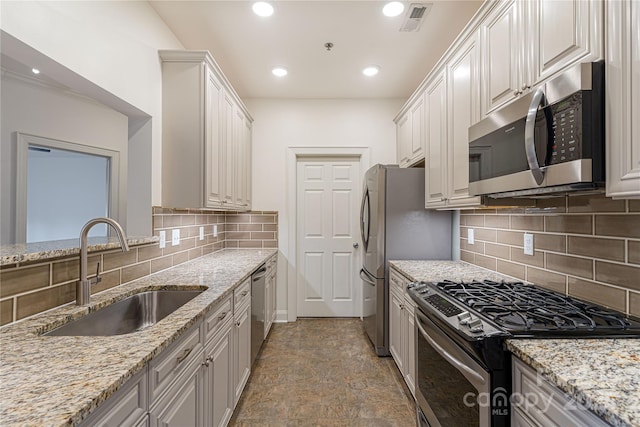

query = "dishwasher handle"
(252, 266), (267, 281)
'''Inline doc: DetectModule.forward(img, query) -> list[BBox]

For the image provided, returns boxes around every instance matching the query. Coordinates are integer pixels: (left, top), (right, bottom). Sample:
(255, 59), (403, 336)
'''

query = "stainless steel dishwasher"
(250, 264), (267, 365)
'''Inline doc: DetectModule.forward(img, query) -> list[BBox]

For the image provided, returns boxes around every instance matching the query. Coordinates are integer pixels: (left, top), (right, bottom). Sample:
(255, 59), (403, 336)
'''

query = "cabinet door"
(531, 0), (603, 85)
(243, 118), (252, 210)
(404, 299), (416, 397)
(233, 303), (251, 406)
(205, 68), (224, 208)
(447, 32), (482, 208)
(606, 0), (640, 198)
(425, 71), (448, 208)
(410, 96), (425, 163)
(389, 287), (404, 373)
(396, 112), (412, 167)
(207, 324), (234, 427)
(233, 109), (246, 208)
(221, 92), (235, 206)
(481, 0), (524, 116)
(150, 359), (204, 427)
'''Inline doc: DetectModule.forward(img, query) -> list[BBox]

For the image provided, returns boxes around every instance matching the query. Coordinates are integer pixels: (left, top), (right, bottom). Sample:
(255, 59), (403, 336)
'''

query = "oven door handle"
(416, 313), (487, 387)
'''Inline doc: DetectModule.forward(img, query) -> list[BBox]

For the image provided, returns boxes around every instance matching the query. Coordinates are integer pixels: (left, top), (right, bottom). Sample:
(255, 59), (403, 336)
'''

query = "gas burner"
(409, 280), (640, 337)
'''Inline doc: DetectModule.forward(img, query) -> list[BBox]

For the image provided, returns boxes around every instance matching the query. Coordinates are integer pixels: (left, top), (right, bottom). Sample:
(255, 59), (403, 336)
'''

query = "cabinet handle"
(514, 90), (522, 96)
(522, 84), (531, 91)
(218, 312), (228, 321)
(236, 321), (241, 327)
(207, 356), (214, 363)
(177, 347), (194, 364)
(241, 290), (249, 297)
(202, 360), (210, 367)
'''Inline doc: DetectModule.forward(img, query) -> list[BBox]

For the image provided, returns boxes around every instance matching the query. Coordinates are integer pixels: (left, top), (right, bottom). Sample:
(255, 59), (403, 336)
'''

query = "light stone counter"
(0, 248), (276, 427)
(0, 236), (159, 266)
(390, 260), (640, 427)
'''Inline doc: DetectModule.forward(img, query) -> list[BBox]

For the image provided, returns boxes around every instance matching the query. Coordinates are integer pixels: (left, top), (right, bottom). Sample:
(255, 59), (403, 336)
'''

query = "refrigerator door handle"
(359, 268), (377, 286)
(360, 187), (370, 252)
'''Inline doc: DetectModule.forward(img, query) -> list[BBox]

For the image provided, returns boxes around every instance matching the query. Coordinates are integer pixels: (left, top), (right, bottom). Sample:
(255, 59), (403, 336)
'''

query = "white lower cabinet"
(264, 255), (277, 338)
(79, 368), (148, 427)
(512, 357), (608, 427)
(204, 318), (234, 427)
(149, 354), (205, 427)
(389, 267), (416, 396)
(233, 299), (251, 406)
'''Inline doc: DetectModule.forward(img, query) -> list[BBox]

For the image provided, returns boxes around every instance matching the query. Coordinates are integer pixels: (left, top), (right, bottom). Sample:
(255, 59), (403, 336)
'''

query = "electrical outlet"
(213, 224), (218, 238)
(199, 226), (204, 241)
(172, 229), (180, 246)
(468, 228), (475, 245)
(524, 233), (534, 256)
(159, 230), (166, 249)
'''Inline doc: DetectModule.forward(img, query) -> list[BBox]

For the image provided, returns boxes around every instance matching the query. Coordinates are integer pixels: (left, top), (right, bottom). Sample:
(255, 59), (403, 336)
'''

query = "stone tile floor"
(230, 318), (416, 426)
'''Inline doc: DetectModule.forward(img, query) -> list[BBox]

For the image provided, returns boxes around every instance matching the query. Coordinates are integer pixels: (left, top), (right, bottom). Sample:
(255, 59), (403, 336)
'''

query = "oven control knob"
(468, 318), (484, 333)
(457, 311), (472, 325)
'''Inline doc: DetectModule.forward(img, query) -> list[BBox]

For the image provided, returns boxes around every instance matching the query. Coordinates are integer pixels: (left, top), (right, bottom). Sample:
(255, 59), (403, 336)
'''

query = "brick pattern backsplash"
(0, 208), (278, 326)
(460, 195), (640, 316)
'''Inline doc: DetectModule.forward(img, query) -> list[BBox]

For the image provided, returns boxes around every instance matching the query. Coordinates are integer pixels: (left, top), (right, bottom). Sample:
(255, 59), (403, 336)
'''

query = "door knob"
(353, 242), (359, 249)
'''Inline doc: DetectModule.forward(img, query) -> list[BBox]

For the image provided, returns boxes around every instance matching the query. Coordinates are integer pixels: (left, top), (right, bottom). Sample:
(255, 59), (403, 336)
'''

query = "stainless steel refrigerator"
(360, 165), (452, 356)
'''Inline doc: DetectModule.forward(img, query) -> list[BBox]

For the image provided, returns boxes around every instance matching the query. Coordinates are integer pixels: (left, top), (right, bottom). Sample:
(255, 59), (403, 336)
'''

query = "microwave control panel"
(548, 92), (583, 165)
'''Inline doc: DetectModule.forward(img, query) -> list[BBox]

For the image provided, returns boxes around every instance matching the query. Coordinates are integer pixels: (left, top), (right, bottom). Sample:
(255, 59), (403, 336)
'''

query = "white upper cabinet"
(160, 50), (252, 211)
(606, 0), (640, 198)
(480, 0), (524, 115)
(395, 95), (425, 168)
(531, 0), (604, 84)
(446, 31), (482, 208)
(480, 0), (603, 117)
(424, 70), (448, 208)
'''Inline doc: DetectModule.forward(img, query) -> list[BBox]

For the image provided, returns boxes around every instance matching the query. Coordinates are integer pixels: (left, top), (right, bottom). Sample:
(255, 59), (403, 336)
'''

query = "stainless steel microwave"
(468, 61), (605, 198)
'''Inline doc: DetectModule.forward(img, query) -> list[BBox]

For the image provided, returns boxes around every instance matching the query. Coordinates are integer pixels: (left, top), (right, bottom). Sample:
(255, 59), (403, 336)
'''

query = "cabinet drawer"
(389, 268), (409, 294)
(204, 294), (232, 343)
(512, 357), (608, 426)
(80, 369), (147, 427)
(149, 321), (203, 404)
(234, 278), (251, 310)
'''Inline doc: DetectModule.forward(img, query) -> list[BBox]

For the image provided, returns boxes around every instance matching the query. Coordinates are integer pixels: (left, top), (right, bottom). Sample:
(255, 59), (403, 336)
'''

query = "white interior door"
(297, 157), (361, 317)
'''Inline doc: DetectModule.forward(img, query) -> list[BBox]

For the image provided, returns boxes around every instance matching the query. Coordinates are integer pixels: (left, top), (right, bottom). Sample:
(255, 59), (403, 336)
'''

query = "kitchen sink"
(44, 290), (204, 336)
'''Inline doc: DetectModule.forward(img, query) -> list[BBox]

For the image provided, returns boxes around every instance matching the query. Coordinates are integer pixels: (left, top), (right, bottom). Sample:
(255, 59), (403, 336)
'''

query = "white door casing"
(296, 157), (360, 317)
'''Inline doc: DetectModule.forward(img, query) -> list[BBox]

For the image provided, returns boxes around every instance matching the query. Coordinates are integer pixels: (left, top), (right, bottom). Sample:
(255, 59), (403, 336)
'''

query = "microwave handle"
(524, 87), (548, 185)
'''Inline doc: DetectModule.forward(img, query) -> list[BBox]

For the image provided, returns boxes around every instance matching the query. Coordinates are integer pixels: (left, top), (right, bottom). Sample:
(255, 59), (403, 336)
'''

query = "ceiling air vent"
(399, 3), (433, 32)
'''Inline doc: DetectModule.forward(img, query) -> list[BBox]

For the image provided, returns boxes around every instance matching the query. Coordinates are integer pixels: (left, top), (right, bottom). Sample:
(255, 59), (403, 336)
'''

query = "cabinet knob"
(522, 84), (531, 91)
(218, 312), (228, 321)
(353, 242), (359, 249)
(236, 321), (241, 327)
(514, 90), (522, 96)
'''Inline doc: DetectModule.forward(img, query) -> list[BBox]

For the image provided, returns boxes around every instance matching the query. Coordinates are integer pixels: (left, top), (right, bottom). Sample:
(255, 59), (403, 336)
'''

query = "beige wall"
(0, 209), (277, 326)
(460, 195), (640, 316)
(245, 98), (403, 318)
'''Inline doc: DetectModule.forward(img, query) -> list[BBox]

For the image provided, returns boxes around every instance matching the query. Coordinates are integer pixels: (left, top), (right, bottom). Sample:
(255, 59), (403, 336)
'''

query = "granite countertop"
(0, 236), (159, 266)
(0, 248), (277, 427)
(390, 260), (640, 427)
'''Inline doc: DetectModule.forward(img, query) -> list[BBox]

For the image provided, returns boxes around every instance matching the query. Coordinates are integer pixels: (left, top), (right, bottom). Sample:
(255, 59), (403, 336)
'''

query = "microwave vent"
(400, 3), (432, 32)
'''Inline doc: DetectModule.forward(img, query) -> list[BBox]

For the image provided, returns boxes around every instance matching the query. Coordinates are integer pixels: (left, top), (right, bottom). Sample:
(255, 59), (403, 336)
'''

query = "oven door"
(415, 309), (491, 427)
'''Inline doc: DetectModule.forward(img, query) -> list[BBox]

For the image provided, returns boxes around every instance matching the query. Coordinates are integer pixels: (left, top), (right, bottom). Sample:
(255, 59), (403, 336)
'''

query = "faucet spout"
(77, 217), (129, 306)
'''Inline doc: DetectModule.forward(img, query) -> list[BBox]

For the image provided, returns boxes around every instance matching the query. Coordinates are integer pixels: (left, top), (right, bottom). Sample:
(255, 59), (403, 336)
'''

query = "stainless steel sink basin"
(45, 290), (204, 336)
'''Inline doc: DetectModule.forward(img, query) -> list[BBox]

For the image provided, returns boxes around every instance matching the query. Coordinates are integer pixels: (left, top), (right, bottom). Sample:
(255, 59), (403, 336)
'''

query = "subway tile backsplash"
(460, 195), (640, 315)
(0, 208), (278, 326)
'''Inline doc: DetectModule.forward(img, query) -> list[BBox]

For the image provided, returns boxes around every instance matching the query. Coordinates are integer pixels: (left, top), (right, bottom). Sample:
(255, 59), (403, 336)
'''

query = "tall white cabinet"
(160, 50), (253, 211)
(606, 0), (640, 199)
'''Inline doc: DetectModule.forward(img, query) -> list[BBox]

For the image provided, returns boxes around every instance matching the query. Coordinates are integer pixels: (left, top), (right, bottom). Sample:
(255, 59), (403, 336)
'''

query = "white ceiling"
(149, 0), (483, 99)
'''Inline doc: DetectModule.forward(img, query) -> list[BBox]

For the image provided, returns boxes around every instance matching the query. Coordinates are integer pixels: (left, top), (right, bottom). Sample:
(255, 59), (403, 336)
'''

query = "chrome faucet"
(77, 217), (130, 305)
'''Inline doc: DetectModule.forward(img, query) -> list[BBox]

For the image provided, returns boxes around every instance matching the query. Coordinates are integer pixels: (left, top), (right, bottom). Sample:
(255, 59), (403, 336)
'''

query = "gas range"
(408, 279), (640, 340)
(409, 279), (640, 427)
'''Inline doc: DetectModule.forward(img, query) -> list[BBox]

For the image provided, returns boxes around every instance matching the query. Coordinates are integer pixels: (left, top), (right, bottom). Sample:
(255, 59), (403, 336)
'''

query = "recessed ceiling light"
(272, 67), (288, 77)
(363, 66), (380, 77)
(31, 68), (41, 75)
(253, 2), (274, 17)
(383, 2), (405, 17)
